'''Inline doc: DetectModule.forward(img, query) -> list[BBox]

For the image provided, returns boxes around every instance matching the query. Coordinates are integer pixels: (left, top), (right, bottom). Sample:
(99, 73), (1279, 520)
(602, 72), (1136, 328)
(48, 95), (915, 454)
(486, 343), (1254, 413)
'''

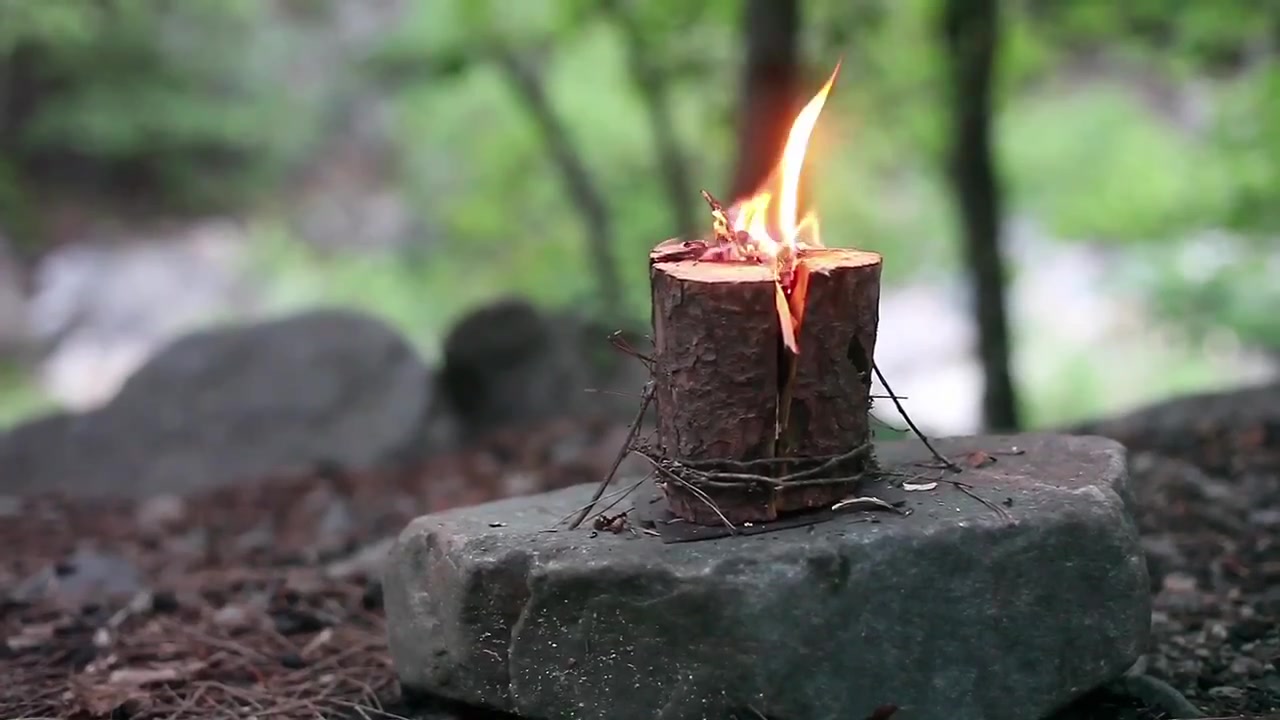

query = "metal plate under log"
(629, 479), (865, 544)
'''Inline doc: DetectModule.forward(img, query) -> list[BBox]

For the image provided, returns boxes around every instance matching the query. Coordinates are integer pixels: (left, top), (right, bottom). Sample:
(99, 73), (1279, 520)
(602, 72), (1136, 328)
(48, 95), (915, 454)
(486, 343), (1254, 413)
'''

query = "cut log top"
(795, 247), (882, 273)
(648, 258), (775, 284)
(650, 246), (882, 283)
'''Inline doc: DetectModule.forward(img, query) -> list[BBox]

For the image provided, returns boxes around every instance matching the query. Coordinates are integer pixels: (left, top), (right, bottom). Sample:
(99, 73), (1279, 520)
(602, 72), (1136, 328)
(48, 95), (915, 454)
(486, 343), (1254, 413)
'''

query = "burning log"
(638, 59), (884, 527)
(649, 247), (882, 525)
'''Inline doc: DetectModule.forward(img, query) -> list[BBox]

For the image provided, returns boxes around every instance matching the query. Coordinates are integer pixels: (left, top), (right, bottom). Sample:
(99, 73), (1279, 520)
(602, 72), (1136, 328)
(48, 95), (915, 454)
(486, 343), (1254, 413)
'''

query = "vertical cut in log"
(779, 249), (882, 457)
(649, 247), (883, 526)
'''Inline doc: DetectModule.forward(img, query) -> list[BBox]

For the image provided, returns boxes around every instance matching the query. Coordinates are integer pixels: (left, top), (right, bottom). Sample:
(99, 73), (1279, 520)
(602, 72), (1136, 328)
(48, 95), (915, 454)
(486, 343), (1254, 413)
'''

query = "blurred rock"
(438, 298), (648, 439)
(1071, 381), (1280, 478)
(134, 494), (188, 534)
(10, 545), (143, 609)
(0, 309), (439, 497)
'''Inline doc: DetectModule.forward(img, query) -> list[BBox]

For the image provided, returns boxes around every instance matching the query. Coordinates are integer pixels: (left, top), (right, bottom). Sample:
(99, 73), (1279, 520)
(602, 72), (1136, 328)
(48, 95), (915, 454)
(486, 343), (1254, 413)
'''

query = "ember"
(647, 60), (885, 526)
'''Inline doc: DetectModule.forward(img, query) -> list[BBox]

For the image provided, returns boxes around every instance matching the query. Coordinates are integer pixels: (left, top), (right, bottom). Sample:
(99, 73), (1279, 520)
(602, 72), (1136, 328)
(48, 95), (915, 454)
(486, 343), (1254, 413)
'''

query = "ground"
(1, 391), (1278, 720)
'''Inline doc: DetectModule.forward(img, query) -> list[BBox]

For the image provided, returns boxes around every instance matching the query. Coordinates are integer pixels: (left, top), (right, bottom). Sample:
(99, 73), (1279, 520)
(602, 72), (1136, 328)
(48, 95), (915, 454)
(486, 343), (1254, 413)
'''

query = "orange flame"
(730, 60), (841, 263)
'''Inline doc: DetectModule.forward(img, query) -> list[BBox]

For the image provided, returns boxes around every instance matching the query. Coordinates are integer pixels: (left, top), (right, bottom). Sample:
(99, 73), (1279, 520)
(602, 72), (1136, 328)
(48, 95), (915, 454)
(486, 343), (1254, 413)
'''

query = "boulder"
(0, 308), (436, 497)
(384, 434), (1151, 720)
(438, 298), (648, 438)
(1070, 382), (1280, 478)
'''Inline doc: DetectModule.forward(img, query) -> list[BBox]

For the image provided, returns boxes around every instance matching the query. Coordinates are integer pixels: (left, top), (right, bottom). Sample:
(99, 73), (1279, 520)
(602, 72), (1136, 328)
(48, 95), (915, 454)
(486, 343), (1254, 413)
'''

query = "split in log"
(649, 246), (883, 525)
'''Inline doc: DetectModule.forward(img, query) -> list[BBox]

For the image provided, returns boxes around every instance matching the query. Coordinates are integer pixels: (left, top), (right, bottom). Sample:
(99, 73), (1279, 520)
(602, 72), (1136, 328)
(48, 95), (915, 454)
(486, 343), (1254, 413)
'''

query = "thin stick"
(591, 473), (653, 519)
(670, 477), (737, 532)
(637, 453), (737, 533)
(632, 448), (742, 527)
(947, 479), (1013, 523)
(567, 381), (654, 530)
(549, 473), (649, 529)
(870, 359), (961, 472)
(640, 443), (870, 485)
(608, 330), (653, 368)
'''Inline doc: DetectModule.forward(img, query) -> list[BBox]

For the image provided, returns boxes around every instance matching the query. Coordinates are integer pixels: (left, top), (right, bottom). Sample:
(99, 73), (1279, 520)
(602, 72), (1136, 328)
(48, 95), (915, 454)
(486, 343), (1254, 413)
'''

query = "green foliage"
(1000, 86), (1232, 241)
(0, 360), (54, 429)
(1211, 67), (1280, 234)
(1, 0), (320, 211)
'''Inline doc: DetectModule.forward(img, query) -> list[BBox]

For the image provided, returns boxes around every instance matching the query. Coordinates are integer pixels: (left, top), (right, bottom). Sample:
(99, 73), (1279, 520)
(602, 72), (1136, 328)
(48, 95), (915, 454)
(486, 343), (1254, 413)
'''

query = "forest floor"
(2, 392), (1278, 720)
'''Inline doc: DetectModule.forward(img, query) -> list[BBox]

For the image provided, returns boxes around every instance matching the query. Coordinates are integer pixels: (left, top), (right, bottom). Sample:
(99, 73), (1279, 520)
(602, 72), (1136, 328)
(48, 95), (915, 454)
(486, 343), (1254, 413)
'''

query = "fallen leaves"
(962, 450), (997, 469)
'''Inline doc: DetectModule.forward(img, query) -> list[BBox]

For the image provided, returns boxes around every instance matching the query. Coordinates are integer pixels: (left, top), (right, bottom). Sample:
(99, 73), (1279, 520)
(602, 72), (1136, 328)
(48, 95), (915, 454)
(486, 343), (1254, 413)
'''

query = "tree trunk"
(493, 48), (624, 320)
(731, 0), (802, 203)
(942, 0), (1019, 431)
(605, 1), (699, 241)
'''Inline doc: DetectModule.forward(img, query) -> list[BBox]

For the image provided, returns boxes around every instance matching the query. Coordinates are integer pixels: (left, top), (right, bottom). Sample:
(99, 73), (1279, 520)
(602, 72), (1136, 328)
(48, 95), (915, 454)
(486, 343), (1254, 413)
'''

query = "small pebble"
(135, 494), (186, 532)
(1230, 656), (1263, 677)
(213, 605), (251, 630)
(361, 580), (383, 611)
(1208, 685), (1245, 700)
(150, 590), (180, 614)
(1163, 572), (1198, 593)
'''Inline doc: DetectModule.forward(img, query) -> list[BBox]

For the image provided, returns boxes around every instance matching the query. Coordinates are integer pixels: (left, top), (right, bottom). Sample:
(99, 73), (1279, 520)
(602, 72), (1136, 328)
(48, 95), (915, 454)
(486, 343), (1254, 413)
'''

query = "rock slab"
(384, 433), (1151, 720)
(0, 308), (435, 497)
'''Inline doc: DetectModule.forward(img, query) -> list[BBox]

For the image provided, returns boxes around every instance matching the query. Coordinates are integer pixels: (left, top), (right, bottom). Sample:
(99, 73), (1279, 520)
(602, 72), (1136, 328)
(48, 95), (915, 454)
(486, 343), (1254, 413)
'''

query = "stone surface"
(438, 297), (649, 439)
(1071, 381), (1280, 478)
(0, 308), (437, 497)
(384, 433), (1151, 720)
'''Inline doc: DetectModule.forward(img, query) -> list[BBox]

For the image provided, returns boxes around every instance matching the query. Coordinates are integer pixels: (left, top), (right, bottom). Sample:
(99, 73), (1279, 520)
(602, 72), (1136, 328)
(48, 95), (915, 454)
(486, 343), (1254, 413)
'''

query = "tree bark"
(942, 0), (1019, 431)
(731, 0), (803, 202)
(493, 48), (624, 319)
(605, 0), (699, 241)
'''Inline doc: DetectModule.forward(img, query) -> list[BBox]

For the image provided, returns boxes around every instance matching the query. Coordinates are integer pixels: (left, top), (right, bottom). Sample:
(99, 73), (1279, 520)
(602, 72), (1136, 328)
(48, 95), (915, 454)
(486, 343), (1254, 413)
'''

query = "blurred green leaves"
(1, 0), (319, 211)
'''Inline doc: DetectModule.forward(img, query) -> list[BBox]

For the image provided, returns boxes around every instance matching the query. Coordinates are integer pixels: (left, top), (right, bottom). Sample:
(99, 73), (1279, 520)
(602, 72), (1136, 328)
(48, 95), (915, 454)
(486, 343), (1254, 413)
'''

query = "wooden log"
(649, 246), (882, 526)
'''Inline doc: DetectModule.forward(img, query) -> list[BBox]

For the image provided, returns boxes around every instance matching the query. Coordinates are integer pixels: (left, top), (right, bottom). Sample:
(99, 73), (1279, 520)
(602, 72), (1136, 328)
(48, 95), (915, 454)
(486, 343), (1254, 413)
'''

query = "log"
(649, 247), (882, 526)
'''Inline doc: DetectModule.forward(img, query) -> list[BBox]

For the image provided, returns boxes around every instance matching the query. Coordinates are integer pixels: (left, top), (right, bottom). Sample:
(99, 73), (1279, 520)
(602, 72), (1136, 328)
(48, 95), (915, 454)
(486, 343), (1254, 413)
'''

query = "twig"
(591, 474), (654, 519)
(583, 388), (646, 398)
(667, 478), (738, 533)
(567, 381), (654, 530)
(870, 359), (960, 472)
(944, 478), (1012, 523)
(635, 443), (871, 488)
(608, 330), (653, 368)
(634, 451), (738, 532)
(549, 474), (649, 529)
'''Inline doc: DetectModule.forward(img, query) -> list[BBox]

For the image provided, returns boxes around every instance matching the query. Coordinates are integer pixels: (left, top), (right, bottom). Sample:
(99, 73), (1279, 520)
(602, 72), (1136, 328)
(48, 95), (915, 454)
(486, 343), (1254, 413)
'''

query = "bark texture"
(650, 258), (779, 462)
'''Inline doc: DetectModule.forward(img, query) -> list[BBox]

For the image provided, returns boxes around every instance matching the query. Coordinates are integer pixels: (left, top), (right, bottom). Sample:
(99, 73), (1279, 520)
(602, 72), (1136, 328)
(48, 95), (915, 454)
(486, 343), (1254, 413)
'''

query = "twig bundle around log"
(648, 246), (883, 525)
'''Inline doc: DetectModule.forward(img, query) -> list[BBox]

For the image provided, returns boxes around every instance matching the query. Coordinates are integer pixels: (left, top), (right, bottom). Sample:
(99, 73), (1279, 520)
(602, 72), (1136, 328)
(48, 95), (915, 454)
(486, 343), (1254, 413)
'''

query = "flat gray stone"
(0, 308), (437, 497)
(384, 433), (1150, 720)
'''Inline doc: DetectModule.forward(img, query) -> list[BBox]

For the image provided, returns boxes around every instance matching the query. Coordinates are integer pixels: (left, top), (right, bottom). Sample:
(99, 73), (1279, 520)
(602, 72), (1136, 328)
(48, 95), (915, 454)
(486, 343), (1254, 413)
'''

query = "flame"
(730, 60), (840, 262)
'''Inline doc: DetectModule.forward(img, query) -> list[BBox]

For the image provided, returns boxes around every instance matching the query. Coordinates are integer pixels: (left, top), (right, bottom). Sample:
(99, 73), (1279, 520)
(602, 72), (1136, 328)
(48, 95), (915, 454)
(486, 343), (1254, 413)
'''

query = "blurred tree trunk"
(605, 0), (698, 240)
(731, 0), (802, 203)
(942, 0), (1019, 431)
(493, 48), (623, 319)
